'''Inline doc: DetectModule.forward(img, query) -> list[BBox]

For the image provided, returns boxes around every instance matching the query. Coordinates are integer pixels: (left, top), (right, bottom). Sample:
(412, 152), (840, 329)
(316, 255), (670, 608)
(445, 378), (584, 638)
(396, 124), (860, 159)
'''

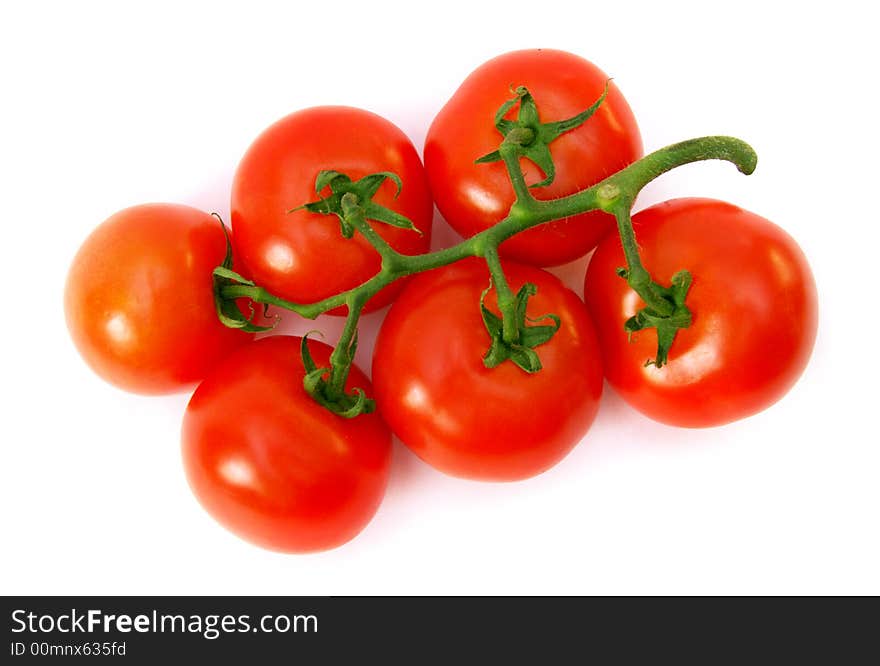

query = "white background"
(2, 0), (877, 595)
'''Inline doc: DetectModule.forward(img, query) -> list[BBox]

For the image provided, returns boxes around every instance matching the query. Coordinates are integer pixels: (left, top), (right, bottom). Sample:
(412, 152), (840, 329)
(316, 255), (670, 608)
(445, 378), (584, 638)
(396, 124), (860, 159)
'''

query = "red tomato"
(372, 259), (603, 481)
(182, 336), (391, 553)
(584, 198), (818, 428)
(231, 106), (433, 313)
(64, 203), (251, 395)
(424, 49), (642, 267)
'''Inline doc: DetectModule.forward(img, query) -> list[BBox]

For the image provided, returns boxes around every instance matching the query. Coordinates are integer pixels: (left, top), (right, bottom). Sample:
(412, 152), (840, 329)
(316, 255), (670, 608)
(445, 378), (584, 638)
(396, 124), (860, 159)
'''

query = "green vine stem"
(216, 96), (757, 415)
(483, 246), (519, 344)
(221, 136), (756, 315)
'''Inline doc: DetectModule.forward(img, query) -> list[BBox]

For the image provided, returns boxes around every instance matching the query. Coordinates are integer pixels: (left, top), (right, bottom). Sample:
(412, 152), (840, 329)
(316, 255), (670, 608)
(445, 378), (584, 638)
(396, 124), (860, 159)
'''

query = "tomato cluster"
(65, 49), (817, 553)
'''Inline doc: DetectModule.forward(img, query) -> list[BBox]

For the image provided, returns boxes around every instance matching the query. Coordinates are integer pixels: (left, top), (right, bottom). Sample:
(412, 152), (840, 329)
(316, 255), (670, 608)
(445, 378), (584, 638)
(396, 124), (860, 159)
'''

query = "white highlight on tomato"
(265, 240), (298, 273)
(464, 181), (506, 217)
(403, 383), (428, 409)
(768, 246), (797, 287)
(105, 313), (134, 347)
(622, 288), (641, 319)
(402, 382), (461, 436)
(218, 457), (256, 488)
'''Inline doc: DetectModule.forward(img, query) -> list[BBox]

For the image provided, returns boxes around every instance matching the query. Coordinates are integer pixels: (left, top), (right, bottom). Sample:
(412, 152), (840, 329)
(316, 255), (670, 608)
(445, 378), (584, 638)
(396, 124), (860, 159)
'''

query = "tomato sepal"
(294, 170), (423, 238)
(300, 333), (376, 418)
(480, 280), (561, 373)
(211, 217), (277, 333)
(619, 268), (693, 367)
(475, 83), (610, 189)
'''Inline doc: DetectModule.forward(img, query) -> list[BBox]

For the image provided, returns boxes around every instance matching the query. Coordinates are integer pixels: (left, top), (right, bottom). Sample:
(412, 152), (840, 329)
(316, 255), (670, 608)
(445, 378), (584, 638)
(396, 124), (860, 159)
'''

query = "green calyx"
(211, 216), (277, 333)
(300, 333), (375, 418)
(293, 170), (422, 238)
(617, 268), (693, 367)
(476, 83), (609, 189)
(481, 280), (561, 373)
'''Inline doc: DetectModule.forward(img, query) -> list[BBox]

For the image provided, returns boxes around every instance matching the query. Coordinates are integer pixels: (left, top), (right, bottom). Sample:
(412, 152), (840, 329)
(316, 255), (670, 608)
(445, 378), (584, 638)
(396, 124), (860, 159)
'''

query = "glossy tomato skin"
(182, 336), (391, 553)
(584, 198), (818, 428)
(64, 203), (251, 395)
(231, 106), (433, 313)
(372, 259), (603, 481)
(425, 49), (642, 267)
